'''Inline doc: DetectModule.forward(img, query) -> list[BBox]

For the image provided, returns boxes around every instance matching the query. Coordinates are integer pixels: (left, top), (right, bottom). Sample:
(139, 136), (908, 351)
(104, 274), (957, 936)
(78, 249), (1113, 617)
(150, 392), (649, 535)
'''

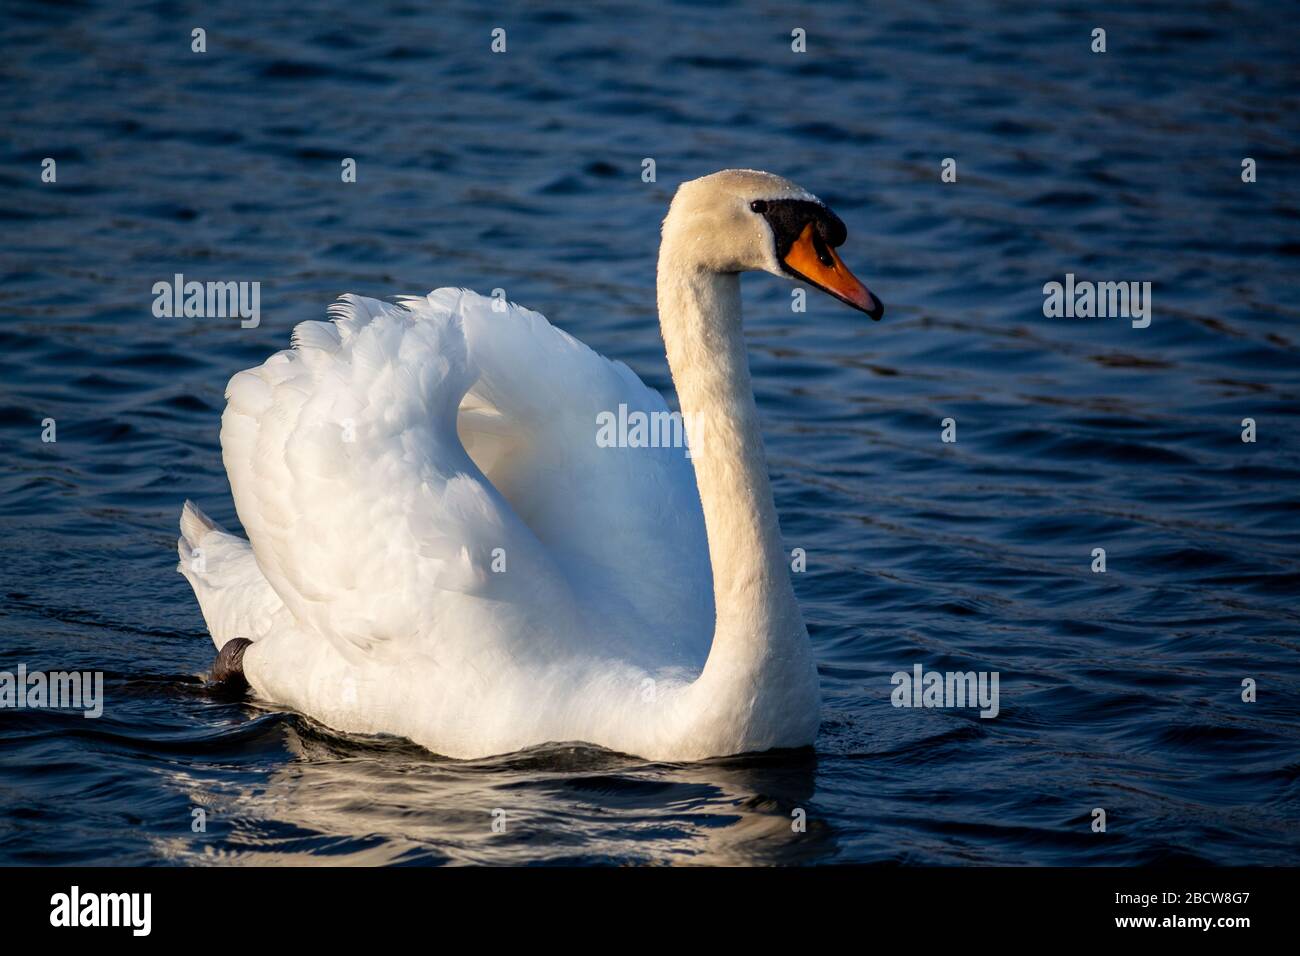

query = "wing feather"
(215, 289), (712, 669)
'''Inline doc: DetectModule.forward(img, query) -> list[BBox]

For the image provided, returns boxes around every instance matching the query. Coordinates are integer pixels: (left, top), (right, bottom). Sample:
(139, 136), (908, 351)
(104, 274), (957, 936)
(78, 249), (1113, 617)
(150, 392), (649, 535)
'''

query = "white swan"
(178, 169), (882, 761)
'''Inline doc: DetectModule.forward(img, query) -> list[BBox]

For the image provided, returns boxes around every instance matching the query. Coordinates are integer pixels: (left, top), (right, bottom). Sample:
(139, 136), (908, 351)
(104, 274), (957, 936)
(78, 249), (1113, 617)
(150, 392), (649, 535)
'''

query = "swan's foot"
(211, 638), (253, 690)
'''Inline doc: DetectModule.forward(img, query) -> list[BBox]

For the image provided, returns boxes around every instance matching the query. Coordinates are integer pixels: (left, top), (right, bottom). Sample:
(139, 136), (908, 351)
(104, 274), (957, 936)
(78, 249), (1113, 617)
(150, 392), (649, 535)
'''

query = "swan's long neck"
(656, 244), (816, 717)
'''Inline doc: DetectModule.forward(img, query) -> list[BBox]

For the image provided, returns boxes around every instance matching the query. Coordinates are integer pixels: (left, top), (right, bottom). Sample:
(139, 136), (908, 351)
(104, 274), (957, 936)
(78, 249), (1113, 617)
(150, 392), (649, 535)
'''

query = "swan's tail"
(179, 499), (218, 550)
(177, 500), (288, 652)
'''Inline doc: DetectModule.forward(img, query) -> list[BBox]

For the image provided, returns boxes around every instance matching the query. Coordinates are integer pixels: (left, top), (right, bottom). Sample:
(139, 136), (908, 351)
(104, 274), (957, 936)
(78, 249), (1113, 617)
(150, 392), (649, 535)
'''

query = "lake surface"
(1, 0), (1297, 865)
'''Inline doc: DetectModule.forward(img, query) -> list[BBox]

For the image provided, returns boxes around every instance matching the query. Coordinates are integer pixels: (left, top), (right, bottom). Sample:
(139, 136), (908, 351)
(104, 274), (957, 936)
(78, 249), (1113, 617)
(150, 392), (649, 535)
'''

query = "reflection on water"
(154, 710), (829, 866)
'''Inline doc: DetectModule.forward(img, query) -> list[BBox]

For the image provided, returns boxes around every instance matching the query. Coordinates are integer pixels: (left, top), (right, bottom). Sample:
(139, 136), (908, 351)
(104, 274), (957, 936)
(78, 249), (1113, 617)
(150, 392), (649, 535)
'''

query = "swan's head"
(662, 169), (883, 320)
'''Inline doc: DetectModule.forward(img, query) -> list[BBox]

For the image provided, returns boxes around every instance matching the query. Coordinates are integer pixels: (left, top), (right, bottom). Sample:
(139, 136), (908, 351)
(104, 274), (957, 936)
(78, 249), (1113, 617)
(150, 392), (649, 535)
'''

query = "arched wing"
(218, 289), (712, 669)
(445, 289), (714, 668)
(219, 293), (581, 662)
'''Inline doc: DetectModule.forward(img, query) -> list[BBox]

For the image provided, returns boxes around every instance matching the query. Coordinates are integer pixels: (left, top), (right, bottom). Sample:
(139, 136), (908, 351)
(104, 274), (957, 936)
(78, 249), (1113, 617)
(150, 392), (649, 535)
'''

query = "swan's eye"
(811, 230), (835, 268)
(749, 200), (768, 214)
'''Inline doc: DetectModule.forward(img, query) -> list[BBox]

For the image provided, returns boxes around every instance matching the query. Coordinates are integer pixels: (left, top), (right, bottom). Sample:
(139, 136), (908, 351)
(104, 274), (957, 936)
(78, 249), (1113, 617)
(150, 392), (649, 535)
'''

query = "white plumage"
(181, 288), (715, 756)
(178, 170), (880, 760)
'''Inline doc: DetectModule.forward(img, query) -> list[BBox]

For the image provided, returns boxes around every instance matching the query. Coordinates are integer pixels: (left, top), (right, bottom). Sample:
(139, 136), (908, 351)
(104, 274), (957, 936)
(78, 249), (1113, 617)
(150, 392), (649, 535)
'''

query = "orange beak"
(781, 222), (884, 320)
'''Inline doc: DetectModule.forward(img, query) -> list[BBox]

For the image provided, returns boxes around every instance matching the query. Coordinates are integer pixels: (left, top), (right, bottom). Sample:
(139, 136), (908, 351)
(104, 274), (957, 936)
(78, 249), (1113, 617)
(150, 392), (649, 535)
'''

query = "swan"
(178, 169), (883, 762)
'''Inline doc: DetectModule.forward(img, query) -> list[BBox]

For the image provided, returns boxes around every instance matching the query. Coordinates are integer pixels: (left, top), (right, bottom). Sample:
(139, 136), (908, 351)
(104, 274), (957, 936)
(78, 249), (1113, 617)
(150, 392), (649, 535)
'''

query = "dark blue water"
(1, 0), (1298, 865)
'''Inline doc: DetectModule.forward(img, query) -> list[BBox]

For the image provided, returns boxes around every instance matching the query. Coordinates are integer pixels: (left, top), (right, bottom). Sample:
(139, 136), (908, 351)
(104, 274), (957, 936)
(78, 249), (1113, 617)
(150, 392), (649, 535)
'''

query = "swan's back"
(216, 289), (713, 673)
